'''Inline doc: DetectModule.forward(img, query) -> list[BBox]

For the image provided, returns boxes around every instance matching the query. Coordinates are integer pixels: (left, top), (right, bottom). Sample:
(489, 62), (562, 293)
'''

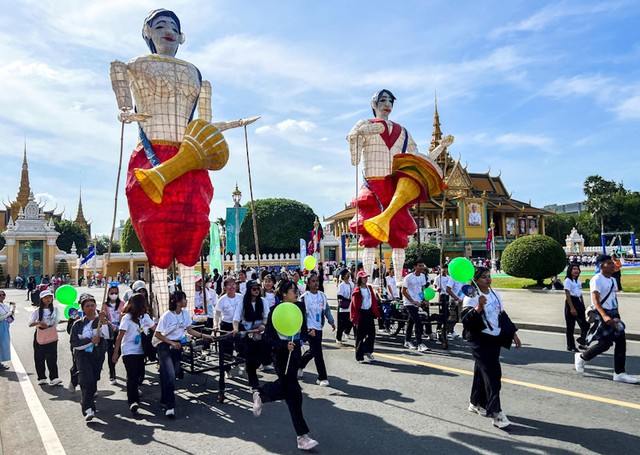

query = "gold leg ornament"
(363, 153), (446, 243)
(134, 119), (230, 204)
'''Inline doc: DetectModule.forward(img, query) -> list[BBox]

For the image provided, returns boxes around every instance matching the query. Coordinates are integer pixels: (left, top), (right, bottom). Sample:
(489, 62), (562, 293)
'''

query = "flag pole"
(244, 125), (261, 272)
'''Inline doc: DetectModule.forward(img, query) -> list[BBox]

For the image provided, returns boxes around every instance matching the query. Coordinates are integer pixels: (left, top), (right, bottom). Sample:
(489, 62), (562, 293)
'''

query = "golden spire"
(11, 141), (32, 220)
(75, 186), (89, 229)
(429, 94), (443, 152)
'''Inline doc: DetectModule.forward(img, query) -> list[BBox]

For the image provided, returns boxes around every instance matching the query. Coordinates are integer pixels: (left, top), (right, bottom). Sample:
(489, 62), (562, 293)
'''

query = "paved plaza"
(1, 283), (639, 454)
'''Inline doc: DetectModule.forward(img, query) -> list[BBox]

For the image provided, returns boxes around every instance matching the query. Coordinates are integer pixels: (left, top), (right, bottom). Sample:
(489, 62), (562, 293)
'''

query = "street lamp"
(232, 183), (242, 273)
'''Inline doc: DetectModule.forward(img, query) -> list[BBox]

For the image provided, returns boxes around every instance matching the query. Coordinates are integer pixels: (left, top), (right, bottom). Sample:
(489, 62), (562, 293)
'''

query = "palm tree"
(583, 175), (625, 234)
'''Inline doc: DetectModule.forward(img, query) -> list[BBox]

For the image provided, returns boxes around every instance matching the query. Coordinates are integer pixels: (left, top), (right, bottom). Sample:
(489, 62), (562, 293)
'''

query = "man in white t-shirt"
(575, 255), (637, 384)
(401, 262), (429, 352)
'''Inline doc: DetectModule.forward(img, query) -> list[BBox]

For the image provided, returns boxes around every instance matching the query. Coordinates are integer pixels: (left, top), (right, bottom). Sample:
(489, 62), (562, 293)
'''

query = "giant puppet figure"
(347, 89), (453, 280)
(110, 9), (258, 312)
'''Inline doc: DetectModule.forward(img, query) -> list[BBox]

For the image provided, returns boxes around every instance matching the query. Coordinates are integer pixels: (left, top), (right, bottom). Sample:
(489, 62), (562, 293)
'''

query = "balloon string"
(285, 335), (293, 375)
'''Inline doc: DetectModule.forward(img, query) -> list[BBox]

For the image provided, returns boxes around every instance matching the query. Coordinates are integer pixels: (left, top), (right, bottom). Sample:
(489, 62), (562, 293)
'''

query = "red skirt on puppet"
(126, 143), (213, 269)
(349, 176), (421, 249)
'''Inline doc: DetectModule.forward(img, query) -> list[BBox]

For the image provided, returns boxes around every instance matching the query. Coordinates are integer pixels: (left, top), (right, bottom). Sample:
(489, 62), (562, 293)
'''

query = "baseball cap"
(246, 280), (261, 290)
(39, 289), (54, 299)
(195, 274), (203, 283)
(132, 280), (147, 292)
(357, 270), (370, 278)
(79, 293), (96, 305)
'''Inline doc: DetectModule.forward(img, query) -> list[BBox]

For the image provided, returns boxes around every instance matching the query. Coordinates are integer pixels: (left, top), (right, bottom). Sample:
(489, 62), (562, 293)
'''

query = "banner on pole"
(299, 239), (307, 269)
(225, 207), (248, 254)
(209, 223), (222, 272)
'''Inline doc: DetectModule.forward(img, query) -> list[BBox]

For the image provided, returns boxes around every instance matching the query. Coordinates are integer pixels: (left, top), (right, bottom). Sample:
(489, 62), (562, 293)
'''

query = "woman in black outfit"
(563, 264), (589, 351)
(252, 280), (318, 451)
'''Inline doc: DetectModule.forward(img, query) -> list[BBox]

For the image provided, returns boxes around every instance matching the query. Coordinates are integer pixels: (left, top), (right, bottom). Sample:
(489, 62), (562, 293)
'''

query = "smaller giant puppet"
(347, 89), (453, 280)
(110, 9), (258, 312)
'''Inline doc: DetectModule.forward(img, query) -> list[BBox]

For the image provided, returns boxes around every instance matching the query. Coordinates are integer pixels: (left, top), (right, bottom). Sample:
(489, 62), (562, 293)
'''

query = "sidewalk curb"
(328, 303), (640, 341)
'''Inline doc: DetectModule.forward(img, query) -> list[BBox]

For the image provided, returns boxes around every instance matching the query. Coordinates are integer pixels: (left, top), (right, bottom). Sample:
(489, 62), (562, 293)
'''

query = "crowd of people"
(0, 254), (638, 451)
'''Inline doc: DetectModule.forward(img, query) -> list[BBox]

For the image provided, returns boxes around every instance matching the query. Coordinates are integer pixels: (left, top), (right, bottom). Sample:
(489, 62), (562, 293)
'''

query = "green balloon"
(64, 303), (80, 319)
(56, 285), (78, 305)
(303, 255), (317, 271)
(449, 257), (475, 283)
(423, 287), (436, 301)
(272, 302), (303, 337)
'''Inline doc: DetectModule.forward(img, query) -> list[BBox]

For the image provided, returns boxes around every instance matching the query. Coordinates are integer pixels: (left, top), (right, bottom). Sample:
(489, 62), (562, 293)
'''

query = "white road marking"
(10, 343), (67, 455)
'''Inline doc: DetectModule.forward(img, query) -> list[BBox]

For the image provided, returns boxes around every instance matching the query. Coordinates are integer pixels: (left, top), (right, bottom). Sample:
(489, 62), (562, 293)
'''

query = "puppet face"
(373, 93), (394, 119)
(146, 15), (183, 56)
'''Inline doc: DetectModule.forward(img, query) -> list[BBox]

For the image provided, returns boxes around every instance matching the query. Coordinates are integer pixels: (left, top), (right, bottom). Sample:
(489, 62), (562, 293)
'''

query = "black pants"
(123, 354), (145, 405)
(218, 321), (235, 392)
(106, 338), (116, 380)
(238, 337), (266, 389)
(355, 309), (375, 361)
(405, 305), (423, 345)
(336, 311), (352, 341)
(76, 350), (103, 414)
(259, 345), (310, 436)
(157, 342), (182, 409)
(33, 338), (58, 381)
(299, 330), (327, 380)
(582, 331), (627, 374)
(470, 334), (503, 416)
(565, 297), (589, 349)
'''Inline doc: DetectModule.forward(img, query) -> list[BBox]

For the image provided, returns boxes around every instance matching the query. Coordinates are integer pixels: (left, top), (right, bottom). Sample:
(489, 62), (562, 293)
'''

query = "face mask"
(109, 294), (118, 301)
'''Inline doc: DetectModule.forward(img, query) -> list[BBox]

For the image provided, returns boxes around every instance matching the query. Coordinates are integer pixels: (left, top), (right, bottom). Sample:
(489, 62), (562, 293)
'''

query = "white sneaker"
(297, 369), (304, 379)
(129, 402), (139, 414)
(417, 343), (430, 353)
(468, 402), (487, 417)
(450, 331), (461, 339)
(37, 379), (48, 386)
(429, 333), (438, 341)
(85, 408), (95, 422)
(613, 372), (639, 384)
(365, 353), (375, 361)
(492, 411), (511, 429)
(404, 341), (417, 350)
(296, 434), (319, 451)
(335, 339), (346, 345)
(252, 391), (263, 417)
(49, 378), (63, 386)
(317, 379), (330, 387)
(165, 408), (175, 418)
(574, 353), (585, 374)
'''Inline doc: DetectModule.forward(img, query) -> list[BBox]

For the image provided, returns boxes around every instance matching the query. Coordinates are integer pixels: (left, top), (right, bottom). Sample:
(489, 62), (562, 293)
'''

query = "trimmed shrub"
(501, 235), (566, 285)
(403, 242), (441, 269)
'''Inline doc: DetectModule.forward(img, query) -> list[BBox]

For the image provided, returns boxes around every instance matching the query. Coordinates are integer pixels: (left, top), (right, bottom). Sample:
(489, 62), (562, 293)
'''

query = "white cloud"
(276, 119), (316, 132)
(614, 95), (640, 119)
(495, 133), (553, 150)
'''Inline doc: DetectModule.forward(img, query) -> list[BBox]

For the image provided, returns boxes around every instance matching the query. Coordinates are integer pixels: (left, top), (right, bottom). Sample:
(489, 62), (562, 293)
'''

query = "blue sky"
(1, 0), (639, 236)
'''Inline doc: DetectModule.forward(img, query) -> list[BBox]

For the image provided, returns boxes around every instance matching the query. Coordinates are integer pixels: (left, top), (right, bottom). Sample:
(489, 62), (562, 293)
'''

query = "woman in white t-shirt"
(299, 274), (335, 386)
(462, 267), (521, 430)
(104, 283), (124, 385)
(262, 274), (278, 309)
(563, 264), (589, 352)
(335, 269), (354, 344)
(112, 293), (156, 415)
(214, 277), (244, 401)
(154, 291), (213, 417)
(28, 289), (62, 386)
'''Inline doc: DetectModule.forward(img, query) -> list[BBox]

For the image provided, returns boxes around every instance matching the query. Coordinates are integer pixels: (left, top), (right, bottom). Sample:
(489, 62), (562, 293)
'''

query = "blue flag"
(225, 207), (248, 254)
(80, 245), (95, 265)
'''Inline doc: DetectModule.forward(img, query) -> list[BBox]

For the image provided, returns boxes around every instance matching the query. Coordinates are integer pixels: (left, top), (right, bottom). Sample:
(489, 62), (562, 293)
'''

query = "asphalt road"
(1, 288), (639, 455)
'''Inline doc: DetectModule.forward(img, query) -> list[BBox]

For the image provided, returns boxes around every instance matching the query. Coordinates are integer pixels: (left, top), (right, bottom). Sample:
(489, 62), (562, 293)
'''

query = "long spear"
(244, 125), (261, 272)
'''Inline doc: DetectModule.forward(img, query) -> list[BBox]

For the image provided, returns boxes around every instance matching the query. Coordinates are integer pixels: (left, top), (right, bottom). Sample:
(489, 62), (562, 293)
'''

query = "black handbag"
(498, 311), (517, 349)
(141, 329), (157, 362)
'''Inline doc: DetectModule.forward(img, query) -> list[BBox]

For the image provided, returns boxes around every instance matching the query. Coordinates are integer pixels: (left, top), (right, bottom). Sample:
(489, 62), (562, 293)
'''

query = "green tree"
(239, 199), (316, 255)
(403, 242), (441, 269)
(120, 218), (143, 252)
(501, 235), (567, 285)
(544, 213), (577, 246)
(0, 232), (5, 250)
(583, 175), (626, 233)
(95, 234), (121, 254)
(54, 219), (88, 254)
